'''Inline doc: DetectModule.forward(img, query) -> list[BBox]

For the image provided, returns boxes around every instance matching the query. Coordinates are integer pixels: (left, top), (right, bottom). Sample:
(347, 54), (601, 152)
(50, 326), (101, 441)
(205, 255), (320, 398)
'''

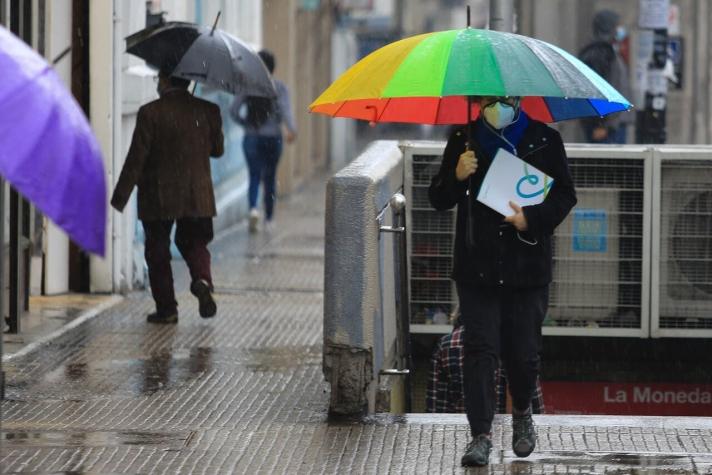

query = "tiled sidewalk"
(2, 175), (712, 474)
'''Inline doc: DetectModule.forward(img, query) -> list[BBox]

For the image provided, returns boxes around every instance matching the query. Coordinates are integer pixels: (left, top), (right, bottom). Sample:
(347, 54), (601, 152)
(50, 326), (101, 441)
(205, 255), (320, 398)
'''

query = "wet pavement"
(3, 174), (712, 474)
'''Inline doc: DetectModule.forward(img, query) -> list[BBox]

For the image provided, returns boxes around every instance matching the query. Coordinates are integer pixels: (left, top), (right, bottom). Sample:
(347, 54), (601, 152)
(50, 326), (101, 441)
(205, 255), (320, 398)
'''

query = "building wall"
(42, 0), (72, 294)
(263, 0), (332, 194)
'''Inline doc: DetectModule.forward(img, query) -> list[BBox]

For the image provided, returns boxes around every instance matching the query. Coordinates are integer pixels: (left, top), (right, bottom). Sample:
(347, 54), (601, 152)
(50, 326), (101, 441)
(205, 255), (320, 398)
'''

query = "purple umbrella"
(0, 26), (106, 256)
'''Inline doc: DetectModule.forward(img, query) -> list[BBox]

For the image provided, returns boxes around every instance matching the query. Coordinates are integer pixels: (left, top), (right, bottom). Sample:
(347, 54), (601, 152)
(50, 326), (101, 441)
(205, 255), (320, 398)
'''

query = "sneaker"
(191, 279), (217, 318)
(512, 411), (536, 457)
(263, 220), (275, 234)
(461, 433), (492, 467)
(147, 311), (178, 324)
(248, 208), (260, 233)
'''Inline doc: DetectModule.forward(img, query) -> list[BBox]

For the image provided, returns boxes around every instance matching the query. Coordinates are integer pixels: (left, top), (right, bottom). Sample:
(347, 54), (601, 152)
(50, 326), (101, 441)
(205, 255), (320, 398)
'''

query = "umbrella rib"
(434, 96), (441, 124)
(331, 100), (348, 118)
(587, 97), (603, 118)
(376, 98), (391, 122)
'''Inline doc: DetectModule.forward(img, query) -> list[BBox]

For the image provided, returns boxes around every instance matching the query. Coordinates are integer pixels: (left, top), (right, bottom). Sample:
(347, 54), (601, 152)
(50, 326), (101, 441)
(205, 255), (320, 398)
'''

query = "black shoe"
(191, 279), (217, 318)
(147, 311), (178, 324)
(512, 412), (536, 457)
(461, 434), (492, 467)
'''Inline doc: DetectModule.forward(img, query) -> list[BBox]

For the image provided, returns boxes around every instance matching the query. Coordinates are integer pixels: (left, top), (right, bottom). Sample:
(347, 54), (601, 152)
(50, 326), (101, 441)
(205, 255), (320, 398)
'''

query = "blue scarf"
(472, 110), (530, 160)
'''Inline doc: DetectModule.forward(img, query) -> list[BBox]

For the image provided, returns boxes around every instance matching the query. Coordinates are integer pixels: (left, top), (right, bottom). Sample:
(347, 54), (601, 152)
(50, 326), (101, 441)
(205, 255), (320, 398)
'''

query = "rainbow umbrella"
(310, 27), (632, 125)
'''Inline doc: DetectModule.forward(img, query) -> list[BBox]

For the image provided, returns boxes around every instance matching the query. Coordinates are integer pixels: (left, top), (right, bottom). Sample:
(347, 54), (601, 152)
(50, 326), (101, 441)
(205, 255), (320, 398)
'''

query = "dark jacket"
(111, 89), (224, 221)
(428, 119), (577, 288)
(578, 40), (633, 131)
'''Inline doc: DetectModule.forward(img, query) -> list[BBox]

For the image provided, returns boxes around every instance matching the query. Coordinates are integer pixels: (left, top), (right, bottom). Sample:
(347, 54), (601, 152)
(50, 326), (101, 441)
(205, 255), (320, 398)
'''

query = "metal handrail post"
(390, 193), (412, 412)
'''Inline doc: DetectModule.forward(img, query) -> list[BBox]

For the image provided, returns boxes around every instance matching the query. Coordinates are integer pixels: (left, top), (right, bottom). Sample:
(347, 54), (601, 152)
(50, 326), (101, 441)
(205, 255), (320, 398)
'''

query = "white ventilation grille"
(658, 159), (712, 330)
(549, 156), (645, 330)
(407, 151), (457, 326)
(404, 144), (651, 337)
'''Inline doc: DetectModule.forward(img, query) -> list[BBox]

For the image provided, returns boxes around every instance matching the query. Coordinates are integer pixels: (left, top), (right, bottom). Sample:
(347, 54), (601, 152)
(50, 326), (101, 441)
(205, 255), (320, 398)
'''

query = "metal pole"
(489, 0), (514, 33)
(378, 193), (412, 411)
(636, 0), (669, 143)
(389, 193), (412, 412)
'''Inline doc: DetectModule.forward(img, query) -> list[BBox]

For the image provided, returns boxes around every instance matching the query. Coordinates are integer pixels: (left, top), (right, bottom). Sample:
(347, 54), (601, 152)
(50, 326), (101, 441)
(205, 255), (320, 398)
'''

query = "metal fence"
(403, 142), (712, 338)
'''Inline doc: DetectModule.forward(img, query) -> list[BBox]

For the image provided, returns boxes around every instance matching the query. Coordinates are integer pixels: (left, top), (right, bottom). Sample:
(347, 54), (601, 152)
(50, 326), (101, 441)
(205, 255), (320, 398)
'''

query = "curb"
(2, 295), (124, 362)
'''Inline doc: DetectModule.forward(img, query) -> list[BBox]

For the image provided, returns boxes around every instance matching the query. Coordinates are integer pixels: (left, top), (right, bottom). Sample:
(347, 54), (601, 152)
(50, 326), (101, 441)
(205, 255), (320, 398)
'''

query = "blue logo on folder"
(516, 173), (553, 199)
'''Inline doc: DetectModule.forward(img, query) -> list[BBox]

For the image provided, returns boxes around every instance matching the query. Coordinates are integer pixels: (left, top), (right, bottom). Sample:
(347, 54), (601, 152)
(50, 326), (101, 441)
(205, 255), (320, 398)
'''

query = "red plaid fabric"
(427, 326), (545, 414)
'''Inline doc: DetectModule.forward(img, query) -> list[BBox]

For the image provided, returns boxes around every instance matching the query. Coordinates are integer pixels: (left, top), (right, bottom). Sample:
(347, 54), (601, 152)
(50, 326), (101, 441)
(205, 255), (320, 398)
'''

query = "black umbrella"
(126, 21), (275, 98)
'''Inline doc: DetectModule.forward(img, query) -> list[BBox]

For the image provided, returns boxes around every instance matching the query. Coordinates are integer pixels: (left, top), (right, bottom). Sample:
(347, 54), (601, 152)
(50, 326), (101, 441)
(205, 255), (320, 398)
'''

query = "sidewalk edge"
(2, 295), (125, 362)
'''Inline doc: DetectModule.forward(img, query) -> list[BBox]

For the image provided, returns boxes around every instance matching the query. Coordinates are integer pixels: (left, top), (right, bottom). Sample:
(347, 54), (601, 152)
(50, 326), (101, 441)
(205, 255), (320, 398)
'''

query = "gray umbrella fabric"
(126, 22), (275, 98)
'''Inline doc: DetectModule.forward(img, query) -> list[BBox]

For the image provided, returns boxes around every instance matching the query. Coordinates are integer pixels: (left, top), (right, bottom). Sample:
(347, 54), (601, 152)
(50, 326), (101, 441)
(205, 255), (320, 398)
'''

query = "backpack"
(244, 96), (277, 128)
(578, 41), (616, 81)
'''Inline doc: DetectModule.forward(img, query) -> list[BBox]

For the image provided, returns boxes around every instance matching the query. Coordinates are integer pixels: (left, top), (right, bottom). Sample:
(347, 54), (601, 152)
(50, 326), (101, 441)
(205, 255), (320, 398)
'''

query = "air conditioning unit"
(402, 145), (648, 336)
(548, 154), (645, 330)
(658, 160), (712, 320)
(404, 145), (458, 331)
(550, 188), (620, 321)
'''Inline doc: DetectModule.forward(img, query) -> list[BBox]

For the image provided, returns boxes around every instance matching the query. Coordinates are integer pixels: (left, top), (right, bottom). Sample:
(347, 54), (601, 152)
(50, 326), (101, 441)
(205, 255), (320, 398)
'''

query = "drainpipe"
(490, 0), (514, 33)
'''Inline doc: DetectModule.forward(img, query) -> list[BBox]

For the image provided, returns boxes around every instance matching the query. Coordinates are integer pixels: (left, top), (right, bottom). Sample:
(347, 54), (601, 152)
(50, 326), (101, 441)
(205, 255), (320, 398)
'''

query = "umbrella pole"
(192, 11), (222, 95)
(466, 95), (475, 249)
(210, 11), (222, 36)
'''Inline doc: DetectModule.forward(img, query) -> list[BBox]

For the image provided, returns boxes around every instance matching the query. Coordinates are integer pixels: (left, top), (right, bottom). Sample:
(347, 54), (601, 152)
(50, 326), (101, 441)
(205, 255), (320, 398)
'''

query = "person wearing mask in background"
(429, 96), (577, 467)
(579, 9), (634, 144)
(230, 49), (297, 233)
(112, 71), (224, 324)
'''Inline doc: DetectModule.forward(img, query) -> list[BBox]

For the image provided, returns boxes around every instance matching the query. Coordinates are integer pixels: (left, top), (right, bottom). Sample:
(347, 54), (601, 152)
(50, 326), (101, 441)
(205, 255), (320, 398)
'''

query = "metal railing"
(378, 193), (412, 412)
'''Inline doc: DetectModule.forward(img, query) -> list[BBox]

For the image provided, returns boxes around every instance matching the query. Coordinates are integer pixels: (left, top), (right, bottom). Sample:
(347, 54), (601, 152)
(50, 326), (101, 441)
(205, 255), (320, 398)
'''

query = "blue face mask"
(483, 101), (517, 129)
(615, 26), (627, 42)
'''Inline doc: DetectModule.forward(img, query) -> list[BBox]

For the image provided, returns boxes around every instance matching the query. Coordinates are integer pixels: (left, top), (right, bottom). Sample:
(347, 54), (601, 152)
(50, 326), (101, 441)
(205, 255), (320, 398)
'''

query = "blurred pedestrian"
(579, 9), (634, 143)
(230, 49), (297, 233)
(111, 72), (224, 324)
(429, 96), (576, 466)
(427, 320), (545, 415)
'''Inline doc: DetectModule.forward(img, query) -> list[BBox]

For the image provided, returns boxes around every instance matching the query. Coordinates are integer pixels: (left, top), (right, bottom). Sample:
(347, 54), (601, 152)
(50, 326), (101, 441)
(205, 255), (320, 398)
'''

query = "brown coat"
(111, 89), (224, 221)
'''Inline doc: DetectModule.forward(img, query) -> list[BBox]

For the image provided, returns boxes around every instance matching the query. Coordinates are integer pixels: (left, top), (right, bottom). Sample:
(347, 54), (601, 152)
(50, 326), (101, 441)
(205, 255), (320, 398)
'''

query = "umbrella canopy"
(0, 26), (106, 255)
(310, 27), (632, 124)
(126, 21), (276, 98)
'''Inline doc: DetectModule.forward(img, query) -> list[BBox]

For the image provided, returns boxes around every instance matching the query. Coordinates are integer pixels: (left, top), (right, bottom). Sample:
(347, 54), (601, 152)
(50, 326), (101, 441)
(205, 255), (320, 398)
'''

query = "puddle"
(35, 347), (214, 397)
(1, 430), (192, 449)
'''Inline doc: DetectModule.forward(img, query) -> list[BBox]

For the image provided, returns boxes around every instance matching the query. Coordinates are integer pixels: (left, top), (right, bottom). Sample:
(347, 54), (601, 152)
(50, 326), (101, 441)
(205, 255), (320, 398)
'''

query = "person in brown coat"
(111, 72), (224, 324)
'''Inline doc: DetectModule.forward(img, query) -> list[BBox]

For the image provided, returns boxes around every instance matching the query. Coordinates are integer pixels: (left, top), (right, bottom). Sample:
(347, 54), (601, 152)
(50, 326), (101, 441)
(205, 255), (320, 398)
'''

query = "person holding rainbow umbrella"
(311, 8), (631, 467)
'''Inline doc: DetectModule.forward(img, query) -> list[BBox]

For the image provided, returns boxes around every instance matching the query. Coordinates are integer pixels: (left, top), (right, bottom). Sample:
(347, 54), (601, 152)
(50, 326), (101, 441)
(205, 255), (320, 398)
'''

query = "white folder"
(476, 147), (554, 217)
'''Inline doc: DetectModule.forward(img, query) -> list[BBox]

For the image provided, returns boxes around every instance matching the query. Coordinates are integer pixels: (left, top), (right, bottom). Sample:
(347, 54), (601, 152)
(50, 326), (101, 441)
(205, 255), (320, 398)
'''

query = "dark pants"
(457, 282), (548, 436)
(243, 135), (283, 220)
(582, 123), (628, 144)
(143, 217), (214, 316)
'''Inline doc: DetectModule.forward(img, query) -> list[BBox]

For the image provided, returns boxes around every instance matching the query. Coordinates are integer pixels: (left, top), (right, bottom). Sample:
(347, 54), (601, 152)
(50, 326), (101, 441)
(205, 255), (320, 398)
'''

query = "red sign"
(541, 382), (712, 416)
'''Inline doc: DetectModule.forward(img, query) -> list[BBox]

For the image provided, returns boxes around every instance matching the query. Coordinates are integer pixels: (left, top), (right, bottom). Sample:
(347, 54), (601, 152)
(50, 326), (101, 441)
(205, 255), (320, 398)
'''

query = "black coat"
(428, 119), (577, 288)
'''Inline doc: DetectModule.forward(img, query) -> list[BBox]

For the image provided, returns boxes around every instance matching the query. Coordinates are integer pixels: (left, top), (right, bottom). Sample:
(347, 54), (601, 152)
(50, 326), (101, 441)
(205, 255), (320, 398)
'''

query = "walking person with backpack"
(578, 10), (634, 143)
(230, 49), (297, 233)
